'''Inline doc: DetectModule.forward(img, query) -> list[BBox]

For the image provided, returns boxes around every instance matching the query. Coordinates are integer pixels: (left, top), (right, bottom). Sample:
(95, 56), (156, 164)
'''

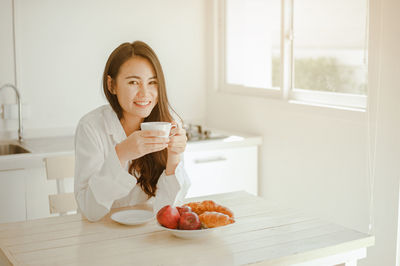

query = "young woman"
(74, 41), (190, 222)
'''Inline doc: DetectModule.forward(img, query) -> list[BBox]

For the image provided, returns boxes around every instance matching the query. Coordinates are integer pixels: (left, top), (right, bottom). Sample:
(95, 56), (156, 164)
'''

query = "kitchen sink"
(184, 124), (230, 142)
(187, 134), (228, 142)
(0, 144), (31, 155)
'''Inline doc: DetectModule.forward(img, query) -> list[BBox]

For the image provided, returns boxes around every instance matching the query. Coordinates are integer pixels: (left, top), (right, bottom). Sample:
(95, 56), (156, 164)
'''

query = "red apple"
(178, 212), (201, 230)
(176, 206), (191, 215)
(157, 205), (180, 229)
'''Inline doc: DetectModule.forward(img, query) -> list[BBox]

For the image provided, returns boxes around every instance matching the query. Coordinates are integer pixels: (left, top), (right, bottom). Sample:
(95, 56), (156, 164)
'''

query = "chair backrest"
(45, 155), (75, 181)
(44, 155), (77, 215)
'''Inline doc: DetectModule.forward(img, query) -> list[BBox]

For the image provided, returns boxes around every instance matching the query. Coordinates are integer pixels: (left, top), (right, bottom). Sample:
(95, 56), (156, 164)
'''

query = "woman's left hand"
(167, 121), (187, 155)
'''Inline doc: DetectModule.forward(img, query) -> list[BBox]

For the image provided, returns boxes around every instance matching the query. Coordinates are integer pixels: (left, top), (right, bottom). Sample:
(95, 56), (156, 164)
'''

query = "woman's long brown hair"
(102, 41), (180, 198)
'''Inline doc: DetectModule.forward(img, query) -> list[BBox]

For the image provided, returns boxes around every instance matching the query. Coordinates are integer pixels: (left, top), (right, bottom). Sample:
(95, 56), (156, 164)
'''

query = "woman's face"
(110, 56), (158, 121)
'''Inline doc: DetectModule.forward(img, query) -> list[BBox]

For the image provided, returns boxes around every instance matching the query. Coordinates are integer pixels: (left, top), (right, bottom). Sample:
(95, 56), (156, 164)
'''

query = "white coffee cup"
(140, 122), (177, 138)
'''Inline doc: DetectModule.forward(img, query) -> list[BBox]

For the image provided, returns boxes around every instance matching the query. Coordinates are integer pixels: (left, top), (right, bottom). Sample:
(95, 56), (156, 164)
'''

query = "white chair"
(45, 155), (77, 216)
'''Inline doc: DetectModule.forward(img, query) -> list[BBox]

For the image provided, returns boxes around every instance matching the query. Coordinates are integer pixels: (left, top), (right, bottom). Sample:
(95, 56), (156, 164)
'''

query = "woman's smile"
(134, 100), (151, 107)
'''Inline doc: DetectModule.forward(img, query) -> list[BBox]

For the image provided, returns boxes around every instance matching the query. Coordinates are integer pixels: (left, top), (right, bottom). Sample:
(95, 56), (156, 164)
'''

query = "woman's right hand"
(115, 130), (169, 166)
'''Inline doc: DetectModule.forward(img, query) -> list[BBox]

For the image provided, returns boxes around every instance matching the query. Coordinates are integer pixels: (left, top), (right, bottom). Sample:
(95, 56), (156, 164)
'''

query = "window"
(220, 0), (368, 109)
(226, 0), (281, 89)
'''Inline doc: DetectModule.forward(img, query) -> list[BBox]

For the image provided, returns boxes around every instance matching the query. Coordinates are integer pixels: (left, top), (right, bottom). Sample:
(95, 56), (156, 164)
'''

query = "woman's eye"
(149, 81), (158, 85)
(129, 80), (139, 85)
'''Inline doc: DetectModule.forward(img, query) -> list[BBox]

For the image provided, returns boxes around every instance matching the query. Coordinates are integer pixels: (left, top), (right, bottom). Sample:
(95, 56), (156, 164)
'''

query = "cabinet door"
(0, 169), (26, 223)
(184, 146), (258, 198)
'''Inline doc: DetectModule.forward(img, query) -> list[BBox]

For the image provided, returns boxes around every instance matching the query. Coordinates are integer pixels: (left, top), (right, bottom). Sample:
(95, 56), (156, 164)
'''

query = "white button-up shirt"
(74, 104), (191, 222)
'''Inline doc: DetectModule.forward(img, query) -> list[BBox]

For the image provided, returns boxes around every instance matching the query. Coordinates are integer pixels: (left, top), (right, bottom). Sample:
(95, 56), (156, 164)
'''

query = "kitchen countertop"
(0, 136), (74, 170)
(185, 128), (262, 152)
(0, 129), (262, 171)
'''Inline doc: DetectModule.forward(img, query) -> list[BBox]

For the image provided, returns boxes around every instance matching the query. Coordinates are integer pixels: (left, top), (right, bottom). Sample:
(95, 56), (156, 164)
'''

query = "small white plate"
(156, 222), (235, 239)
(111, 210), (154, 225)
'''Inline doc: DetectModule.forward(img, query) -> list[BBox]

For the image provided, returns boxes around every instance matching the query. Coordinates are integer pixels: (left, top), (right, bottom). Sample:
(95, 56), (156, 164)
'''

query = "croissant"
(199, 211), (235, 228)
(184, 200), (234, 218)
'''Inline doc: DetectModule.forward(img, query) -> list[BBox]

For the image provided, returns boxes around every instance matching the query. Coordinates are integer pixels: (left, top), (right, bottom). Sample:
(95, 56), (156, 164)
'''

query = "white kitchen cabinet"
(0, 164), (74, 222)
(0, 169), (26, 223)
(184, 146), (258, 198)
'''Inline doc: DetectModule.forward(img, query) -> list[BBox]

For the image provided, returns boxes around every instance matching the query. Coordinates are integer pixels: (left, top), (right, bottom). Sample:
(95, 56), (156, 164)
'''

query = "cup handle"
(169, 124), (178, 137)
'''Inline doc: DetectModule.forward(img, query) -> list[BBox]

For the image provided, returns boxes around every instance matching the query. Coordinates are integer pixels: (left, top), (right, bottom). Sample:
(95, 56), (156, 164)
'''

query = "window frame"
(217, 0), (368, 110)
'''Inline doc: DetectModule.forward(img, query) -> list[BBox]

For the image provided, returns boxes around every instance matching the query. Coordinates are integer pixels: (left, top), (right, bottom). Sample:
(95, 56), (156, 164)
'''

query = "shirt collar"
(103, 105), (127, 144)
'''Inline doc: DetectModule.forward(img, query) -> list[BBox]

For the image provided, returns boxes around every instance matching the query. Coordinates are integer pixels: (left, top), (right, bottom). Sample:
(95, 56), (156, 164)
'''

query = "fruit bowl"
(156, 222), (235, 239)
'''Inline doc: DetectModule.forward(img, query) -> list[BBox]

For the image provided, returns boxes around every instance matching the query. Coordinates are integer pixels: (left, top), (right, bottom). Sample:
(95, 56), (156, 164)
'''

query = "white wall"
(0, 0), (207, 138)
(0, 0), (16, 106)
(205, 0), (400, 265)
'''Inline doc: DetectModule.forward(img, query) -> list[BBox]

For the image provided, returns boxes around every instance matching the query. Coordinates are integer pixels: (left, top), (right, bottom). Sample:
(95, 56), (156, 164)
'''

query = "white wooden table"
(0, 191), (374, 265)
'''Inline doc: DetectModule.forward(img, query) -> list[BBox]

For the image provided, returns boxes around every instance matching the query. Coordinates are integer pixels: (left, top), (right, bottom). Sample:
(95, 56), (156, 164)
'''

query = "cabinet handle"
(194, 156), (227, 164)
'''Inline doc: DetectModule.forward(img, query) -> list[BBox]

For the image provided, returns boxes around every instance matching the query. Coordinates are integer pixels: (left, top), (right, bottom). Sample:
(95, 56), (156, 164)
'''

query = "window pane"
(293, 0), (368, 94)
(226, 0), (281, 89)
